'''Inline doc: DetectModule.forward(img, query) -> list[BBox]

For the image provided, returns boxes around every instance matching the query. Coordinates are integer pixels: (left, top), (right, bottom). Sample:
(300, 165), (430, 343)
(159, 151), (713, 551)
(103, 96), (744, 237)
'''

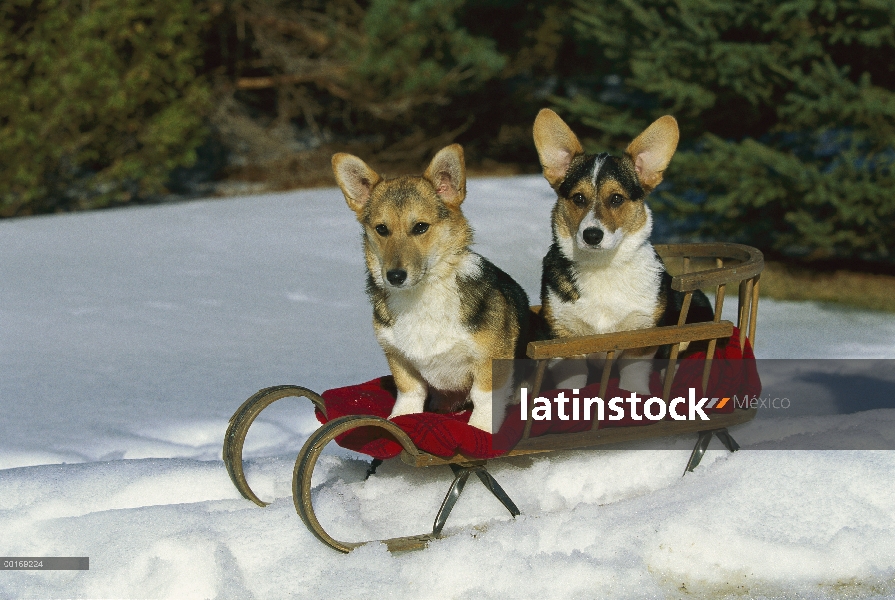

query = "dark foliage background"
(3, 0), (894, 265)
(558, 0), (895, 263)
(0, 0), (211, 215)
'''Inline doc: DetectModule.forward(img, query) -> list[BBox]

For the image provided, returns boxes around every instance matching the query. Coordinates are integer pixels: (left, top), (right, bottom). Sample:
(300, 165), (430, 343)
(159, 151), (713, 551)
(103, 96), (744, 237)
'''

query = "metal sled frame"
(223, 243), (763, 553)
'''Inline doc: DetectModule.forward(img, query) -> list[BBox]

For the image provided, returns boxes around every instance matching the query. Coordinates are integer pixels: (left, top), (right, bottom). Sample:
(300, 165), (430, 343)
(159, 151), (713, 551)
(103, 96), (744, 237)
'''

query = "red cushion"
(317, 327), (761, 460)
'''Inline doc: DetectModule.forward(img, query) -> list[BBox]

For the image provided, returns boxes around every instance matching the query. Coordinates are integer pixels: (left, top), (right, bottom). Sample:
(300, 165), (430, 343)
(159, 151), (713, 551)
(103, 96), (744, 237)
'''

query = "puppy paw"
(547, 357), (589, 390)
(467, 387), (498, 433)
(388, 390), (426, 419)
(466, 406), (493, 433)
(625, 384), (653, 397)
(618, 359), (654, 397)
(618, 376), (653, 397)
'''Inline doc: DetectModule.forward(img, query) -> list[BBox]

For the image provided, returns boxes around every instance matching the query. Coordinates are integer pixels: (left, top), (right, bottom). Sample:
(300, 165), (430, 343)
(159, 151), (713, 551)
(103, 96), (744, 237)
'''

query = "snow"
(2, 176), (895, 598)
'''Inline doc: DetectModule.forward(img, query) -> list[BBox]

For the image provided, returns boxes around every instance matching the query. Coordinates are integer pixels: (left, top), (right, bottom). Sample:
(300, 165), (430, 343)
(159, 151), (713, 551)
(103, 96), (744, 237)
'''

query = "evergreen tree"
(556, 0), (895, 262)
(0, 0), (211, 215)
(217, 0), (508, 166)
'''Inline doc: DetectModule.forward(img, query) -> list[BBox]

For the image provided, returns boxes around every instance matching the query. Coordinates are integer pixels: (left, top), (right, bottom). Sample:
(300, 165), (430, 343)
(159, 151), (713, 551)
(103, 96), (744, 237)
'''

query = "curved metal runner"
(223, 385), (328, 506)
(223, 390), (522, 553)
(224, 386), (746, 551)
(292, 415), (521, 553)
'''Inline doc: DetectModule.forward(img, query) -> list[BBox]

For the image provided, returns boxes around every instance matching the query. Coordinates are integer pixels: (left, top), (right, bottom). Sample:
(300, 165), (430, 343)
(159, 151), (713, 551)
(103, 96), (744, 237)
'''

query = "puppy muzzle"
(386, 269), (408, 287)
(582, 227), (604, 248)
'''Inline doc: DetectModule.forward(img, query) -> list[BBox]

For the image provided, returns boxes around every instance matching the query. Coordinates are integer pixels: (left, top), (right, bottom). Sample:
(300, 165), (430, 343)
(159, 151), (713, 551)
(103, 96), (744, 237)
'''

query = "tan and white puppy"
(533, 109), (713, 394)
(332, 144), (530, 432)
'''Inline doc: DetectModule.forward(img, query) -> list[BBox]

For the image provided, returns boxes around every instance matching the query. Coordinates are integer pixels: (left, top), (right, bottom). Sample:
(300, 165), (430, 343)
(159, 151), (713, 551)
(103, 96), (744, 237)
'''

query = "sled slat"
(526, 321), (733, 360)
(655, 243), (763, 292)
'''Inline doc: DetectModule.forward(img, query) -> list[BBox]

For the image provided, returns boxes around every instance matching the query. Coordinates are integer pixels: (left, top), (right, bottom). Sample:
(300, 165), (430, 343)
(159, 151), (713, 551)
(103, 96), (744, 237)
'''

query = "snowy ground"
(2, 176), (895, 598)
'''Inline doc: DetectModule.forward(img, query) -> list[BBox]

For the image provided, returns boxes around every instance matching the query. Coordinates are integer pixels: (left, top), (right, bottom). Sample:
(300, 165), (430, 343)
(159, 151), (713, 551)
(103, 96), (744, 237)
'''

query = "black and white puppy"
(532, 109), (713, 394)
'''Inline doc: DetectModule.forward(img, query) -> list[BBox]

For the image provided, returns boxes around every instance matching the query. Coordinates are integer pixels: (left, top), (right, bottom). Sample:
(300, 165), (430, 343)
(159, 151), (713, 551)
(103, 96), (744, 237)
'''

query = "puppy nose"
(386, 269), (407, 286)
(583, 227), (604, 246)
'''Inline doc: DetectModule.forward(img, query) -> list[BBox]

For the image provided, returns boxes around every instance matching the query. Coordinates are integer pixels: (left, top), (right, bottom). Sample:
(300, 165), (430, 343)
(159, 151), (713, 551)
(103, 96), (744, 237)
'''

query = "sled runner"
(223, 243), (763, 553)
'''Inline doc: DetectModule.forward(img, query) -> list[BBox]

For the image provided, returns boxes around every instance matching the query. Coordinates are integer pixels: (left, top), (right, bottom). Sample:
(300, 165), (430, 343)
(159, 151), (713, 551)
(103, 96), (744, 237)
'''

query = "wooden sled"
(223, 243), (763, 553)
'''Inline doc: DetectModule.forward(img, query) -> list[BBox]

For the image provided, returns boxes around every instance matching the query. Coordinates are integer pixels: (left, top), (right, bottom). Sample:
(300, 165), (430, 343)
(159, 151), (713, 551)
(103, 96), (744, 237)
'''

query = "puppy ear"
(332, 153), (382, 214)
(424, 144), (466, 207)
(625, 116), (679, 192)
(533, 108), (584, 188)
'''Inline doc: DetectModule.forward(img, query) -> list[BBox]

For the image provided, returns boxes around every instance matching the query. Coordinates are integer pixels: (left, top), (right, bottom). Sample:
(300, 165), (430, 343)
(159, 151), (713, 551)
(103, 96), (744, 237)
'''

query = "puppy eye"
(608, 194), (625, 207)
(411, 222), (430, 235)
(374, 224), (390, 236)
(571, 193), (587, 207)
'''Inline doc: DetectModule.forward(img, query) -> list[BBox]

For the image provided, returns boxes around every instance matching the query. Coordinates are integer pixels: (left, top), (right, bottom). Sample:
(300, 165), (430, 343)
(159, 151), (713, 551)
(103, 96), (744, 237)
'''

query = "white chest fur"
(550, 242), (663, 336)
(376, 255), (481, 391)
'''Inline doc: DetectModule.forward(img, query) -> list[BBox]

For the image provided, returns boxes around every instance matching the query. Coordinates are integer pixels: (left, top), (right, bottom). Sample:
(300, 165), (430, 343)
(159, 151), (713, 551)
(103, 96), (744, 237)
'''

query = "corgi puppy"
(532, 109), (713, 394)
(332, 144), (530, 433)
